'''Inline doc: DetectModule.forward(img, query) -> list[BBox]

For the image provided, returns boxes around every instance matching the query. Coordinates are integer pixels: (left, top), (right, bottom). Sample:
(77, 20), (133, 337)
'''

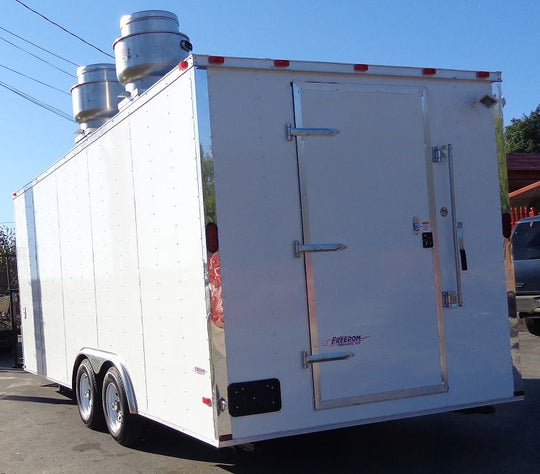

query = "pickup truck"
(512, 215), (540, 336)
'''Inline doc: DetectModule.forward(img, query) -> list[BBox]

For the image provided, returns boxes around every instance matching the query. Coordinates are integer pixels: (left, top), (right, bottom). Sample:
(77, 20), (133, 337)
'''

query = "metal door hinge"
(294, 240), (347, 258)
(442, 291), (458, 308)
(287, 124), (339, 141)
(302, 351), (354, 369)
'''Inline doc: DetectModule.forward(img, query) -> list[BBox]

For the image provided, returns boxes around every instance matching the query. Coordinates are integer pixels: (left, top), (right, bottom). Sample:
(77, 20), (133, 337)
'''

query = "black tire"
(75, 359), (104, 430)
(102, 366), (140, 447)
(525, 317), (540, 336)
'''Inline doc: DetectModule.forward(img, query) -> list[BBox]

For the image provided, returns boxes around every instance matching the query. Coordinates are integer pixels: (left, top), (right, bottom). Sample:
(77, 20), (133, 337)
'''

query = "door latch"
(442, 291), (458, 308)
(432, 145), (450, 163)
(422, 232), (434, 248)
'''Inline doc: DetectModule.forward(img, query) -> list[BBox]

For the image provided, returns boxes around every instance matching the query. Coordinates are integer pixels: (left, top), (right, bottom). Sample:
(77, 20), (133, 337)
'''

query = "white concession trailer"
(14, 54), (520, 447)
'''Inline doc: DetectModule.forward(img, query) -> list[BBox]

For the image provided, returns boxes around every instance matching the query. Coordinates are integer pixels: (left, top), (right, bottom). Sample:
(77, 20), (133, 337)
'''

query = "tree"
(0, 226), (17, 294)
(201, 154), (217, 224)
(505, 105), (540, 153)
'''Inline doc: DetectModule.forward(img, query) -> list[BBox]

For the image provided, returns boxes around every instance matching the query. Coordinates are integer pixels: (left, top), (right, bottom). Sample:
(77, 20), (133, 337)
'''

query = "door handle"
(457, 222), (468, 271)
(294, 241), (347, 258)
(447, 145), (464, 306)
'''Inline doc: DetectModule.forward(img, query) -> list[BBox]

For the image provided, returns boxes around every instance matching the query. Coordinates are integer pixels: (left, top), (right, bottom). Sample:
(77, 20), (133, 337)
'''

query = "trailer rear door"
(292, 82), (448, 409)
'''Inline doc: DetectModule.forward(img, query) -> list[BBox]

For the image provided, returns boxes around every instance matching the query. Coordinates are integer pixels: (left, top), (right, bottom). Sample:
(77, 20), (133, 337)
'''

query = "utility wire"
(0, 64), (70, 95)
(0, 25), (79, 67)
(0, 34), (75, 77)
(0, 80), (74, 122)
(14, 0), (114, 59)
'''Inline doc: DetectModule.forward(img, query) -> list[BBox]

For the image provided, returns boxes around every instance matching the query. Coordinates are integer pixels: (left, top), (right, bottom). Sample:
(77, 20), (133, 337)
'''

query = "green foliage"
(505, 105), (540, 153)
(0, 226), (17, 293)
(201, 154), (217, 223)
(496, 116), (510, 212)
(0, 226), (15, 255)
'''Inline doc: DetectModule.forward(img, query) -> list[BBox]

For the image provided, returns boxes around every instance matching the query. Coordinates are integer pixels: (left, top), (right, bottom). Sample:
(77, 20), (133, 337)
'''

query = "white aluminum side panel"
(129, 69), (215, 439)
(14, 66), (215, 443)
(428, 81), (514, 404)
(56, 150), (98, 382)
(14, 192), (38, 373)
(30, 176), (67, 383)
(86, 121), (147, 410)
(207, 66), (514, 441)
(207, 67), (310, 418)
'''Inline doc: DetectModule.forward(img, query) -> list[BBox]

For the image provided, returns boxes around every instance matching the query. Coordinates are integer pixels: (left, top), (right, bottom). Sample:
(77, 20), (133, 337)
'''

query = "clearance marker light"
(353, 64), (369, 72)
(273, 59), (290, 68)
(179, 60), (189, 70)
(422, 68), (437, 76)
(476, 71), (490, 79)
(208, 56), (225, 64)
(202, 397), (212, 407)
(206, 222), (219, 253)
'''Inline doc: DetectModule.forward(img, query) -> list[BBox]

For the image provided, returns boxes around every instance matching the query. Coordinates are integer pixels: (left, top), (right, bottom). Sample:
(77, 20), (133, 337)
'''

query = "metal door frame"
(292, 81), (449, 409)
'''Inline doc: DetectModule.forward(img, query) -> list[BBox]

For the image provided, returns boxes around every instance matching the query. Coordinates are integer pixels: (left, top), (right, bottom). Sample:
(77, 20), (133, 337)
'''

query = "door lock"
(422, 232), (434, 248)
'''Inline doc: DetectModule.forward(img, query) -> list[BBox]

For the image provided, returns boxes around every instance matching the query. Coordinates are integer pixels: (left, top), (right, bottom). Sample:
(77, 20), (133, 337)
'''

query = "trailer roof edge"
(190, 54), (502, 82)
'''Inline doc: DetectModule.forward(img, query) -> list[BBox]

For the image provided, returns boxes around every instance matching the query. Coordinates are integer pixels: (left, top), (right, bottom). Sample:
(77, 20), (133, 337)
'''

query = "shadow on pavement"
(125, 377), (540, 473)
(0, 394), (75, 405)
(1, 335), (538, 473)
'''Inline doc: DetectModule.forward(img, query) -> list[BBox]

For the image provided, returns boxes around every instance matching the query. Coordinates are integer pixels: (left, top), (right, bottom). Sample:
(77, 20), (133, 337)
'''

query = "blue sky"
(1, 0), (539, 224)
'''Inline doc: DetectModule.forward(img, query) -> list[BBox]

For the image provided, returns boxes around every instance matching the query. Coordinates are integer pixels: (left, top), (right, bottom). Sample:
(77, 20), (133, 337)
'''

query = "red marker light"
(476, 71), (490, 79)
(206, 222), (219, 253)
(12, 192), (17, 197)
(179, 60), (189, 70)
(208, 56), (225, 64)
(273, 59), (290, 68)
(422, 68), (437, 76)
(202, 397), (212, 407)
(353, 64), (369, 72)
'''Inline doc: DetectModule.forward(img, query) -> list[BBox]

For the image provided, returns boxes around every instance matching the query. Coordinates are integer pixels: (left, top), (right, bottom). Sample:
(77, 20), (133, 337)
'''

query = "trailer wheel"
(102, 366), (140, 447)
(75, 359), (104, 429)
(525, 317), (540, 336)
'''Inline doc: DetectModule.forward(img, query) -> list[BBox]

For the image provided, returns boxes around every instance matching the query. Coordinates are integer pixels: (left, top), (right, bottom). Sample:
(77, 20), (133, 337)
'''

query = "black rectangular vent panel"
(228, 378), (282, 417)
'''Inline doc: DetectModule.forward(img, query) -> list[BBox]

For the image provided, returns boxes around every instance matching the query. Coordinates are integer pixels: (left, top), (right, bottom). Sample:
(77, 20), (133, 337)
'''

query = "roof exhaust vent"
(71, 63), (125, 140)
(113, 10), (192, 97)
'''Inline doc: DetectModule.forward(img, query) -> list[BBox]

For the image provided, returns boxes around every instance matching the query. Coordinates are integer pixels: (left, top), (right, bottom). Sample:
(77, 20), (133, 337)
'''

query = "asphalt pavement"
(1, 330), (539, 474)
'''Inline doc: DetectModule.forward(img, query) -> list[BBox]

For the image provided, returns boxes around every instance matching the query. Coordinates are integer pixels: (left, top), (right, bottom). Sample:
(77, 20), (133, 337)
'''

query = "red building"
(507, 153), (540, 225)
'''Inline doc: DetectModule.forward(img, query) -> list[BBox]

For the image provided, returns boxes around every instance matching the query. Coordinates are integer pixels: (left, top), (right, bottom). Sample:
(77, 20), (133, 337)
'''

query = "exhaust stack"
(71, 63), (124, 139)
(113, 10), (192, 97)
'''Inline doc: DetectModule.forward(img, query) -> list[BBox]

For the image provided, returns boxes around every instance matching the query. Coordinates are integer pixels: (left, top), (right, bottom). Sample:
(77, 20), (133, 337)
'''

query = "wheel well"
(72, 350), (138, 414)
(98, 361), (115, 379)
(72, 354), (88, 391)
(71, 356), (113, 392)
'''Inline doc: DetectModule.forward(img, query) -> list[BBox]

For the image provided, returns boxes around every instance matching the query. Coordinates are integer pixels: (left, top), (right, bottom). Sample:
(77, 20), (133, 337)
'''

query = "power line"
(14, 0), (114, 59)
(0, 34), (75, 77)
(0, 64), (70, 95)
(0, 25), (79, 67)
(0, 80), (74, 122)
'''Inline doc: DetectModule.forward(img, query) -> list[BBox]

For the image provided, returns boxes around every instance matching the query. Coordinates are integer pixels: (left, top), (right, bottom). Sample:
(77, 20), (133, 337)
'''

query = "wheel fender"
(75, 348), (138, 414)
